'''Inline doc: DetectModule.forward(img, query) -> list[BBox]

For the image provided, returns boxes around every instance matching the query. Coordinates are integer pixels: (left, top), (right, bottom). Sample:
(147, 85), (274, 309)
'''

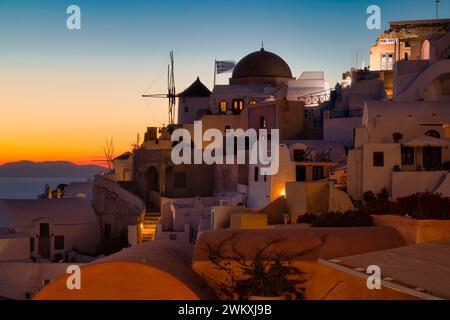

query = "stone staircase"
(141, 212), (160, 242)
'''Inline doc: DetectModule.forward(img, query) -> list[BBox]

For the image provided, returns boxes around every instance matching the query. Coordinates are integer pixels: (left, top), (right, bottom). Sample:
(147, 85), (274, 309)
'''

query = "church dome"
(232, 48), (293, 79)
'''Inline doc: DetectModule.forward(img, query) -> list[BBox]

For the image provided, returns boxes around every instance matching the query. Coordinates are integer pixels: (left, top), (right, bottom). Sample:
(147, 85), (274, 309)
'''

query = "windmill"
(142, 50), (176, 125)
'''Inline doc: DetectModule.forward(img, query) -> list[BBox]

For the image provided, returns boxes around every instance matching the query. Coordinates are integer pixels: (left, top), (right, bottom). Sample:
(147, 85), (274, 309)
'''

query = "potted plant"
(392, 132), (403, 143)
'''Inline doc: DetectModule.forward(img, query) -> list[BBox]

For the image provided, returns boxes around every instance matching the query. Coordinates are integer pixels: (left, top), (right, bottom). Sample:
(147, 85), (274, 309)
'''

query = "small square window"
(312, 166), (324, 181)
(54, 235), (64, 250)
(184, 106), (189, 112)
(401, 147), (414, 165)
(373, 152), (384, 167)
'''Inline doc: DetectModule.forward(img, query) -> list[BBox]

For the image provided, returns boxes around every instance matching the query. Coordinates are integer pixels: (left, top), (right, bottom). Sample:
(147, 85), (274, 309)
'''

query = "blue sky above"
(0, 1), (449, 163)
(1, 0), (448, 87)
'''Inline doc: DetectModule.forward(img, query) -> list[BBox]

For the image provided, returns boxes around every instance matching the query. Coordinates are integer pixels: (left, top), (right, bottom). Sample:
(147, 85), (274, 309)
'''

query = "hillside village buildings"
(1, 18), (450, 300)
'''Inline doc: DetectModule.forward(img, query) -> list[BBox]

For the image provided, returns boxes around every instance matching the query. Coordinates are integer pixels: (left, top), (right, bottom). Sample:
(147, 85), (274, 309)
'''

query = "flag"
(216, 60), (236, 74)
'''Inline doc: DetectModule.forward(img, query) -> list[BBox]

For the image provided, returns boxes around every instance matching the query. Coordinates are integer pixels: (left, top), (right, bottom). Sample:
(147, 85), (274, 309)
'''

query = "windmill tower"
(142, 51), (176, 125)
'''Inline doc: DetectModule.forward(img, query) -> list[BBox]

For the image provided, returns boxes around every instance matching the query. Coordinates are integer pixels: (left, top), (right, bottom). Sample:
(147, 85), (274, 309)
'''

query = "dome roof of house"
(232, 48), (293, 79)
(177, 77), (211, 98)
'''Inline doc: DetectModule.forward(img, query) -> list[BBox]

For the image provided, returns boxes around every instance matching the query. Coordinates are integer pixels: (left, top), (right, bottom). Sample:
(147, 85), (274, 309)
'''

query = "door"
(296, 166), (307, 182)
(381, 53), (394, 70)
(38, 223), (51, 258)
(423, 147), (442, 170)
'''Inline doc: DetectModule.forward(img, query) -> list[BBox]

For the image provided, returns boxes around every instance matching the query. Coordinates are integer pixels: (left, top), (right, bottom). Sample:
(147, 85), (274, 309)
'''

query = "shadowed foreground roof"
(35, 240), (216, 300)
(320, 238), (450, 300)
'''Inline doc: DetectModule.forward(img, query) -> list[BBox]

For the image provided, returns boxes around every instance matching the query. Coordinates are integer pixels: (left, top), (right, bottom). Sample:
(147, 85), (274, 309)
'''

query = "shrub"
(298, 211), (373, 228)
(363, 191), (376, 203)
(396, 192), (450, 220)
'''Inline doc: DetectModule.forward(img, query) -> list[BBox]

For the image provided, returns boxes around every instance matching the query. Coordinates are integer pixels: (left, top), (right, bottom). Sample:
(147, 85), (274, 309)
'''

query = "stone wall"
(92, 175), (145, 238)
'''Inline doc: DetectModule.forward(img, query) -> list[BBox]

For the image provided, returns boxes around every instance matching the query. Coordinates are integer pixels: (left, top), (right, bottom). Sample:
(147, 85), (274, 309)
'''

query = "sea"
(0, 177), (88, 199)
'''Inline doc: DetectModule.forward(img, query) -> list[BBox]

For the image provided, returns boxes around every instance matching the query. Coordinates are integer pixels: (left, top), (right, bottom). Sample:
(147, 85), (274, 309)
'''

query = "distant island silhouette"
(0, 161), (108, 178)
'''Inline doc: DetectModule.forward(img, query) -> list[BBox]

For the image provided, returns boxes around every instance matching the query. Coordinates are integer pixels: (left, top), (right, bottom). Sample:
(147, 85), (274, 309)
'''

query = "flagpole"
(214, 59), (217, 87)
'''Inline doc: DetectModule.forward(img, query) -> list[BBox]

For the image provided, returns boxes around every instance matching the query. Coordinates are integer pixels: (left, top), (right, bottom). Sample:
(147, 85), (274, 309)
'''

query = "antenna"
(142, 51), (176, 125)
(436, 0), (441, 19)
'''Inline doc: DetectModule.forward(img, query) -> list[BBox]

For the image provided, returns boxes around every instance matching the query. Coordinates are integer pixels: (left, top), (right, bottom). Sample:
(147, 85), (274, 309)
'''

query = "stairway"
(141, 212), (160, 242)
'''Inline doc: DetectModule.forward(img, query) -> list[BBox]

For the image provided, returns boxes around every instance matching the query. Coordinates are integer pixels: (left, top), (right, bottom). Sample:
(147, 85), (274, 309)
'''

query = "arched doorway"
(421, 40), (430, 60)
(146, 166), (160, 193)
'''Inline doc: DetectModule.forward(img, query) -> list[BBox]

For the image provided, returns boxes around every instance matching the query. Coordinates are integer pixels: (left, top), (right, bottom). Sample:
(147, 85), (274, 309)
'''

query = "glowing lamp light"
(280, 189), (286, 197)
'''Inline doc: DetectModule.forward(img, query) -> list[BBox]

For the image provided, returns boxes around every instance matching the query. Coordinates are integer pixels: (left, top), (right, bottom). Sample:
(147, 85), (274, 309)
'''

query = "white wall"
(324, 117), (361, 147)
(16, 221), (99, 258)
(0, 236), (29, 261)
(392, 171), (447, 200)
(0, 262), (83, 300)
(178, 97), (210, 124)
(362, 143), (401, 196)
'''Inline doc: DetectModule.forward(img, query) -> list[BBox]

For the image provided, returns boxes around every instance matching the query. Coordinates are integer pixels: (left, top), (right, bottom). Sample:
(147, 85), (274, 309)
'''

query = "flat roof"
(319, 238), (450, 300)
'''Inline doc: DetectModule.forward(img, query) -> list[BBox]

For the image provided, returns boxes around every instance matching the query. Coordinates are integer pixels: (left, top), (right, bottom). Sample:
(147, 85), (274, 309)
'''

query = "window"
(174, 172), (186, 188)
(312, 166), (324, 181)
(249, 99), (257, 105)
(184, 106), (189, 113)
(54, 235), (64, 250)
(296, 166), (306, 182)
(260, 116), (266, 129)
(373, 152), (384, 167)
(401, 147), (414, 165)
(381, 53), (394, 70)
(30, 237), (34, 253)
(232, 99), (244, 114)
(254, 167), (259, 182)
(219, 100), (227, 113)
(104, 224), (112, 240)
(425, 130), (440, 139)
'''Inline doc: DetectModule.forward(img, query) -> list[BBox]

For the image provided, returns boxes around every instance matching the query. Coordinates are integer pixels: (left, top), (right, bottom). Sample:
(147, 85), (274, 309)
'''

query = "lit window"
(219, 100), (227, 113)
(232, 99), (244, 114)
(249, 99), (257, 105)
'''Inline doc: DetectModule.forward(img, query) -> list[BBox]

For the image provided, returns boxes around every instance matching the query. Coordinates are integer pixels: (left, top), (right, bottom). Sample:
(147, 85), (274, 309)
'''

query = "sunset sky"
(0, 0), (447, 165)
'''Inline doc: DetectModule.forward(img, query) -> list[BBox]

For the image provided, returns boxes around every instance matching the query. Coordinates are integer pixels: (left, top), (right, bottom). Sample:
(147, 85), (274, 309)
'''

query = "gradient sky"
(0, 0), (448, 165)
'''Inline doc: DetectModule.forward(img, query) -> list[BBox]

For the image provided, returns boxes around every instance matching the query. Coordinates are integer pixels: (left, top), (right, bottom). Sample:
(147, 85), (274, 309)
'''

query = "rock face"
(192, 227), (409, 300)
